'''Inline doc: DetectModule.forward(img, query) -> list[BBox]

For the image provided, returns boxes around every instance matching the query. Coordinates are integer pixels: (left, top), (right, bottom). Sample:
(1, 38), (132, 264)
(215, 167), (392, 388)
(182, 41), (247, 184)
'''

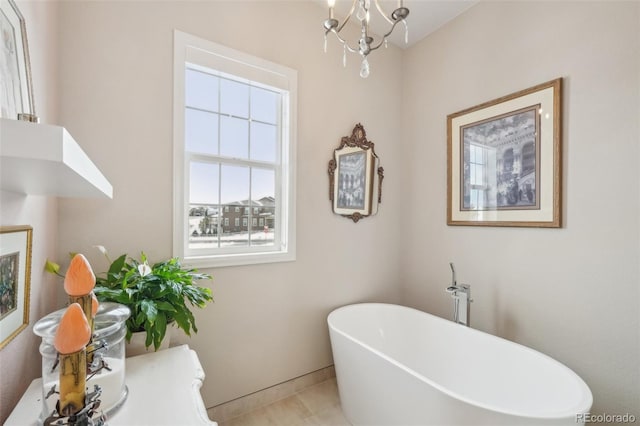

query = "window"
(464, 143), (497, 210)
(174, 31), (296, 267)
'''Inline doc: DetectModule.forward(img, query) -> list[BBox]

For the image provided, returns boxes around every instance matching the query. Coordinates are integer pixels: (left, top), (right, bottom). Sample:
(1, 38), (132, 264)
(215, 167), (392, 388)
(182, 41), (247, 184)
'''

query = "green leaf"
(134, 311), (146, 328)
(154, 312), (167, 350)
(140, 299), (158, 323)
(155, 301), (177, 312)
(145, 329), (153, 349)
(173, 309), (191, 336)
(44, 260), (60, 275)
(94, 287), (131, 304)
(108, 254), (128, 278)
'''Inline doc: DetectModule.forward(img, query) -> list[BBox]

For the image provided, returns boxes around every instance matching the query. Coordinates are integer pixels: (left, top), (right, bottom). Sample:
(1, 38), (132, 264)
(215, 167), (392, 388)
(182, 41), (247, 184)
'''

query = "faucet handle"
(459, 283), (473, 302)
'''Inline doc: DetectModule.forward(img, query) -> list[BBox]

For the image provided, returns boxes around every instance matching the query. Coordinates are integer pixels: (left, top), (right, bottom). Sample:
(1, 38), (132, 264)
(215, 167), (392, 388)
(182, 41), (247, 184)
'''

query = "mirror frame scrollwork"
(328, 123), (384, 223)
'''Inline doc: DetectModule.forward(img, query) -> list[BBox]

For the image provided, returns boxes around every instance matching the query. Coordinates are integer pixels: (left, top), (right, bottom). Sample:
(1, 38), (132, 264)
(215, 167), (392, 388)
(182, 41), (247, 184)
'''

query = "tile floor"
(217, 378), (351, 426)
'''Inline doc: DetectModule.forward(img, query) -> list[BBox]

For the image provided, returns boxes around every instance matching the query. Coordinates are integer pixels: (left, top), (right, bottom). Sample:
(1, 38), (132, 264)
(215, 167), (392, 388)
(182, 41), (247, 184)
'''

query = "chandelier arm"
(323, 0), (409, 76)
(374, 0), (395, 26)
(368, 20), (404, 52)
(329, 29), (361, 54)
(335, 0), (359, 33)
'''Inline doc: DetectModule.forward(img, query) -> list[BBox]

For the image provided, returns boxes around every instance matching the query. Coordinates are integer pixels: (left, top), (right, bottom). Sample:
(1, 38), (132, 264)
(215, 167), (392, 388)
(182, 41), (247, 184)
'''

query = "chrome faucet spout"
(449, 262), (456, 287)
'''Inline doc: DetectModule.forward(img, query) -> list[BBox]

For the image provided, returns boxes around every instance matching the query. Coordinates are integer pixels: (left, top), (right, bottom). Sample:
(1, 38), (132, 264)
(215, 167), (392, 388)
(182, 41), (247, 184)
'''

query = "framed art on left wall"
(0, 0), (35, 120)
(0, 225), (32, 349)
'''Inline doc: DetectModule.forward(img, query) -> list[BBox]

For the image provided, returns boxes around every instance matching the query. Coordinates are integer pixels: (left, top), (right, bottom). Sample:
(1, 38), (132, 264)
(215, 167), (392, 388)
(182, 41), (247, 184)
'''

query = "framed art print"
(0, 0), (35, 119)
(447, 78), (562, 227)
(328, 123), (384, 223)
(0, 225), (32, 349)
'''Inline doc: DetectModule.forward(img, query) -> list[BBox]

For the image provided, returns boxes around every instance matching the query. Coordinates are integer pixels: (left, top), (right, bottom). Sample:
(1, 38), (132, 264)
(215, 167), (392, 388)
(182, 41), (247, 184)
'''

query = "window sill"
(184, 249), (295, 269)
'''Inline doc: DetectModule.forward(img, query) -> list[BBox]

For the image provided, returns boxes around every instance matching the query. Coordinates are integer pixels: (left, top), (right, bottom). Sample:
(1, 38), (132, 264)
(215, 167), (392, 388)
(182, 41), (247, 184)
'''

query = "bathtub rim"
(328, 302), (593, 421)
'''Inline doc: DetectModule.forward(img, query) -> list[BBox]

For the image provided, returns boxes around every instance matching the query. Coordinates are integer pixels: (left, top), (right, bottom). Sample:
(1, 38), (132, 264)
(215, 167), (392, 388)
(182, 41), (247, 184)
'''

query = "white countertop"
(6, 344), (216, 425)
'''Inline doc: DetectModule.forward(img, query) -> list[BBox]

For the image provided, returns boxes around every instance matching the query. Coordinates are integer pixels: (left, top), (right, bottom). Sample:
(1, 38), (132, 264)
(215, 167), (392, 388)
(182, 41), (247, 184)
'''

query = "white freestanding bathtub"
(328, 303), (592, 425)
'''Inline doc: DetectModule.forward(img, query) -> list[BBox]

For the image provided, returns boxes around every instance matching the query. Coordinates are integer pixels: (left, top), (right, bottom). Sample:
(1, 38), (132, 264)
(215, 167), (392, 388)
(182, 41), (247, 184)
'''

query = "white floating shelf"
(0, 118), (113, 198)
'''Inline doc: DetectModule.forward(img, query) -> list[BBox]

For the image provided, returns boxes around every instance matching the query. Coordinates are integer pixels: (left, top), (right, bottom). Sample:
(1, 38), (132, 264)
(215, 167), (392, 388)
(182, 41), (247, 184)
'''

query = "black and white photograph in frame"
(337, 151), (366, 210)
(447, 78), (562, 228)
(328, 123), (384, 223)
(461, 105), (540, 211)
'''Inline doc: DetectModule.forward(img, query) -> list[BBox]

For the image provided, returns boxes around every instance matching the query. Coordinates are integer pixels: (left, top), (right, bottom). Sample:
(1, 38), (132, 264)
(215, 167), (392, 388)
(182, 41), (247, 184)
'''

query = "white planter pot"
(126, 330), (171, 357)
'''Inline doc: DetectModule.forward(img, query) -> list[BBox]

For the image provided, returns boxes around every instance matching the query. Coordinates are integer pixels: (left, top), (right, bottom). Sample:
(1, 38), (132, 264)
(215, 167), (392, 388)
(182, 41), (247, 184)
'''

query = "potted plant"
(46, 248), (213, 352)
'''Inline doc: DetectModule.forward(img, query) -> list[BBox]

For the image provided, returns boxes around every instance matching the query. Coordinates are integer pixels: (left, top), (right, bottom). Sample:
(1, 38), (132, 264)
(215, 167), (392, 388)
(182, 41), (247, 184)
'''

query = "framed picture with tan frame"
(0, 225), (32, 350)
(447, 78), (562, 227)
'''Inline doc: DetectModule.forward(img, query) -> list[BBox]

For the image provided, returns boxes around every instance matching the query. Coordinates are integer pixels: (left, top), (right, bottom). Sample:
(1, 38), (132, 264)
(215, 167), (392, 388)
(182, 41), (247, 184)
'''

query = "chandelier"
(323, 0), (410, 78)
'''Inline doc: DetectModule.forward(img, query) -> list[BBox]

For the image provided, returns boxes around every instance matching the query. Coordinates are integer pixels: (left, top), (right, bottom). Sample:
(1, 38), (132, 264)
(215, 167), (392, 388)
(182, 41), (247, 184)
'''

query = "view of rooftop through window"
(185, 67), (281, 249)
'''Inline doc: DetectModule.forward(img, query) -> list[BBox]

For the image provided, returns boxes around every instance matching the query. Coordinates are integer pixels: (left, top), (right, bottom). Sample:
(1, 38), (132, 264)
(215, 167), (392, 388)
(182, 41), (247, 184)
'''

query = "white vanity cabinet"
(6, 345), (216, 425)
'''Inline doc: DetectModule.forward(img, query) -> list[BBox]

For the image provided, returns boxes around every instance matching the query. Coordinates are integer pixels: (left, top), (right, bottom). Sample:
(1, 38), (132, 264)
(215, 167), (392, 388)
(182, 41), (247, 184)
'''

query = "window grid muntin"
(186, 158), (280, 253)
(185, 65), (283, 257)
(468, 143), (489, 210)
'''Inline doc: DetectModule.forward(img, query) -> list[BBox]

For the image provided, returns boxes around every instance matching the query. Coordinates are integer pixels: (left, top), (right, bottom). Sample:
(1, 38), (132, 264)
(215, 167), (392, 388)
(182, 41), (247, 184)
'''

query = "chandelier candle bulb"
(404, 20), (408, 44)
(328, 0), (335, 18)
(64, 254), (97, 332)
(53, 303), (91, 417)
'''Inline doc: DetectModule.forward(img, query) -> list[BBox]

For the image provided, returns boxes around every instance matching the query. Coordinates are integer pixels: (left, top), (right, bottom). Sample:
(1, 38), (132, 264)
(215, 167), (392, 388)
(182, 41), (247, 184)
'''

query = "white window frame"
(173, 30), (296, 267)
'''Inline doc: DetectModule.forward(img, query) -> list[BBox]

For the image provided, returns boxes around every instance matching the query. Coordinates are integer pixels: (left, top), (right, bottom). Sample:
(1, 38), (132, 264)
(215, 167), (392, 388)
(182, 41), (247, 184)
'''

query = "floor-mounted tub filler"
(328, 303), (592, 425)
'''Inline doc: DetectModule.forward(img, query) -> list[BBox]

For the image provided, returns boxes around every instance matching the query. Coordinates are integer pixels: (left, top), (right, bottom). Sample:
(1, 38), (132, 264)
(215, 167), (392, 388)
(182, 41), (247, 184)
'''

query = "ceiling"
(320, 0), (478, 48)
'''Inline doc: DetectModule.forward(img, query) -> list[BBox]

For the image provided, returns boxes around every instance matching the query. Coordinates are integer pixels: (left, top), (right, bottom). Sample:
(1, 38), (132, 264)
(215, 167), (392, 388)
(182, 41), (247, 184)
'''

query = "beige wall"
(55, 1), (404, 408)
(401, 1), (639, 419)
(2, 1), (638, 423)
(0, 1), (60, 423)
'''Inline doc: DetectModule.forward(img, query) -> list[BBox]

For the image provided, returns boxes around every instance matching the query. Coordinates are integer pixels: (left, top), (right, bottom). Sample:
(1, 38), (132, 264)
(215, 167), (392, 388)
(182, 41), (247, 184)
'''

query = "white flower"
(93, 245), (108, 255)
(138, 262), (152, 277)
